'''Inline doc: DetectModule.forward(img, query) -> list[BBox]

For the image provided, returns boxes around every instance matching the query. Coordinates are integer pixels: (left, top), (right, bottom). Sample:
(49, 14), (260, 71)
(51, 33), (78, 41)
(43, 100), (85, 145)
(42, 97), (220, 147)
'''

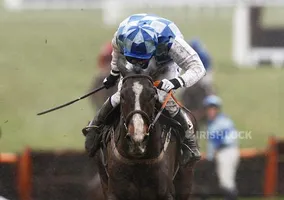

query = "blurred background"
(0, 0), (284, 199)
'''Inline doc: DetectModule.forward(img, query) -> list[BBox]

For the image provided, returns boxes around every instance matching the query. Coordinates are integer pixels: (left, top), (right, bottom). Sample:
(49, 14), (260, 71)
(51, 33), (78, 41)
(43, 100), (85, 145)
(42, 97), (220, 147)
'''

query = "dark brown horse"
(95, 67), (197, 200)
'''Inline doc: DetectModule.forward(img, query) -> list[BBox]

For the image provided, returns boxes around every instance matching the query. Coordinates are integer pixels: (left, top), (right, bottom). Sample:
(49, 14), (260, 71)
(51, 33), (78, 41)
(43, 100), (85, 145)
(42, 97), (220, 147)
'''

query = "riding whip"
(37, 85), (105, 116)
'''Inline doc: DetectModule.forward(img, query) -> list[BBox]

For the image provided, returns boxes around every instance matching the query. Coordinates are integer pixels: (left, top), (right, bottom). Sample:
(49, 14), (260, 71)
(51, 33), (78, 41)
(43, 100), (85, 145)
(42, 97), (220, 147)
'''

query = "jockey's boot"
(82, 98), (114, 157)
(173, 109), (201, 165)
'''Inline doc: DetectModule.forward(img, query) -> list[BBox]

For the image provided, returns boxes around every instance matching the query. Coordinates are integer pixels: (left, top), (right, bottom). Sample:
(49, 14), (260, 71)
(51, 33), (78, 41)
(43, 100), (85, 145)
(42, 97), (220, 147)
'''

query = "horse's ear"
(144, 58), (157, 78)
(117, 56), (129, 77)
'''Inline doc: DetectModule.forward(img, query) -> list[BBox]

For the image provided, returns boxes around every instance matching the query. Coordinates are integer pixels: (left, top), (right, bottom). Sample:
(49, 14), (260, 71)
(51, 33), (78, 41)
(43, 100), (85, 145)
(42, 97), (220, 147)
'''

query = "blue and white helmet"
(118, 23), (158, 60)
(203, 95), (222, 107)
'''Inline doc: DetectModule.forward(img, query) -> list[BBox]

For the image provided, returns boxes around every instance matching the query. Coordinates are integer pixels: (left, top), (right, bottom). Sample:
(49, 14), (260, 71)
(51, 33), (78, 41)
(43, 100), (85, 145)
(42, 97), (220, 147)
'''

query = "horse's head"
(119, 73), (158, 158)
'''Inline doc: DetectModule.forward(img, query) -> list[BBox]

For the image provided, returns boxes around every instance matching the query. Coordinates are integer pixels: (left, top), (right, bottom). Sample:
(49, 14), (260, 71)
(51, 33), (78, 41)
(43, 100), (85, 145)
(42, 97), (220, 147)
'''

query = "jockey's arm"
(109, 31), (121, 76)
(102, 32), (121, 89)
(168, 37), (206, 88)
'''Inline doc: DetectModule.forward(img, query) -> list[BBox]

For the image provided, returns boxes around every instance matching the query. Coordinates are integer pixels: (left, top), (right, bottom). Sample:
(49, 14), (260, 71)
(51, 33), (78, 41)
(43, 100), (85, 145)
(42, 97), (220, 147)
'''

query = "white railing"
(4, 0), (284, 11)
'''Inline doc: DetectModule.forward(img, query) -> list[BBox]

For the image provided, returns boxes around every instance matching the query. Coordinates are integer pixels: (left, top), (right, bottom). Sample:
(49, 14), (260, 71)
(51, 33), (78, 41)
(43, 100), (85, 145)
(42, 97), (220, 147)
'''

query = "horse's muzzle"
(126, 133), (149, 157)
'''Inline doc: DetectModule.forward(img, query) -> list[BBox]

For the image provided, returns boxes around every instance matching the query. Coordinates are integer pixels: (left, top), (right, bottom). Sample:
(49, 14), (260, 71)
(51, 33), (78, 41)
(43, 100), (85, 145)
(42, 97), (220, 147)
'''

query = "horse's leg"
(87, 173), (106, 200)
(96, 153), (109, 200)
(174, 165), (195, 200)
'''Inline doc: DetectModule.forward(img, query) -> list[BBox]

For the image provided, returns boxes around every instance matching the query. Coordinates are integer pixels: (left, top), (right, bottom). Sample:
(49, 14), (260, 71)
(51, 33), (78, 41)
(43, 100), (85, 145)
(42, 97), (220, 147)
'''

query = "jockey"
(188, 38), (213, 94)
(83, 13), (206, 165)
(203, 95), (240, 200)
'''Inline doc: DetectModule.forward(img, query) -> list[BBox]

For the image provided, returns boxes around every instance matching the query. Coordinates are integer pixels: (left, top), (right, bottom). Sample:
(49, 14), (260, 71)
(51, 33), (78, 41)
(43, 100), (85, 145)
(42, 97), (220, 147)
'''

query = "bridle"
(120, 74), (198, 134)
(111, 74), (173, 166)
(110, 73), (197, 167)
(121, 74), (156, 131)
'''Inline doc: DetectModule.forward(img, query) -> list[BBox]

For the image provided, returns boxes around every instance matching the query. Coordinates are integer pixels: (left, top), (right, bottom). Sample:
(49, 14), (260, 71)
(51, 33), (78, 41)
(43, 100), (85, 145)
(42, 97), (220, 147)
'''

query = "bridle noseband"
(121, 74), (156, 131)
(125, 110), (152, 127)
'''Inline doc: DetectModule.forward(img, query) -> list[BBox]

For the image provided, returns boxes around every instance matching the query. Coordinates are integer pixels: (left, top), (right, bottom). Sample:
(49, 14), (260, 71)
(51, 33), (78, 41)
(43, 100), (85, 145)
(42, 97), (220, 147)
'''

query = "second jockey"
(83, 13), (206, 165)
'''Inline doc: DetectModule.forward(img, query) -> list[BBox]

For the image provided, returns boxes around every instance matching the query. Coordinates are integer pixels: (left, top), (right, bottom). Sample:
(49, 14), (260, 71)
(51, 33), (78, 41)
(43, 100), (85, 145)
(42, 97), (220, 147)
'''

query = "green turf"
(0, 5), (283, 153)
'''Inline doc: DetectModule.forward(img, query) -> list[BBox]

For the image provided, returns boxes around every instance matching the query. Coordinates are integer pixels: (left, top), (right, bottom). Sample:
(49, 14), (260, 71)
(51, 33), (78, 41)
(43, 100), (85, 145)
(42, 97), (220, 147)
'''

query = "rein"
(149, 81), (191, 130)
(153, 80), (188, 109)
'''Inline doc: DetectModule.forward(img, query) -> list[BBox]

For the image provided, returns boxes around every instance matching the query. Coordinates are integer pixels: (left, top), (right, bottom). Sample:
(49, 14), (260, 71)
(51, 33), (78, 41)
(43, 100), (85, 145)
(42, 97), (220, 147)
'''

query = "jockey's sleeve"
(168, 37), (206, 87)
(109, 31), (121, 77)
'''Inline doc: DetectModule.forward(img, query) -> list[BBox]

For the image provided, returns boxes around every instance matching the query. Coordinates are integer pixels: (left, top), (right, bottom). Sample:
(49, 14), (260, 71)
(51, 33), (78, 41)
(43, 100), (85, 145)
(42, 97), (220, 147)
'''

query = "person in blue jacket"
(189, 38), (214, 94)
(203, 95), (240, 200)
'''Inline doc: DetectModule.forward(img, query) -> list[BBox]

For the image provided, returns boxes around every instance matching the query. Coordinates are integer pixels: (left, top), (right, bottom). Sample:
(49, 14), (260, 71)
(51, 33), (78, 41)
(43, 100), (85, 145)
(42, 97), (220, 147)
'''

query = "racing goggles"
(125, 57), (150, 69)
